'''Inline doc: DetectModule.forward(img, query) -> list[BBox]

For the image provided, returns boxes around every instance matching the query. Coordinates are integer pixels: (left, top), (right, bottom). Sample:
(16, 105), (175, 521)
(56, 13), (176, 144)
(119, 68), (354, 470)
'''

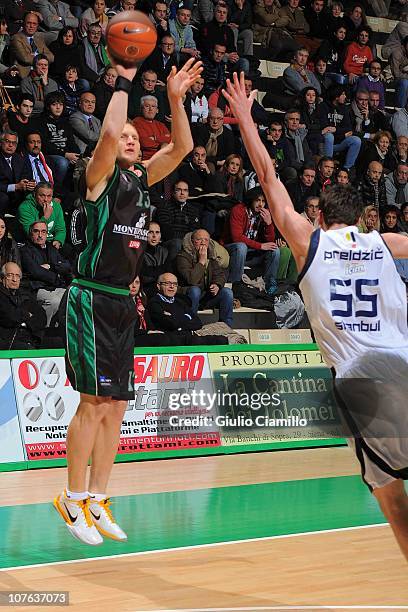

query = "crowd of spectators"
(0, 0), (408, 348)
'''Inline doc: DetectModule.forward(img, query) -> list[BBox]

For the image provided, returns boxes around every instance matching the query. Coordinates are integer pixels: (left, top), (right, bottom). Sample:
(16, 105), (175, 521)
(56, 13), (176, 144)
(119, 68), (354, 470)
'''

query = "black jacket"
(193, 124), (235, 165)
(199, 20), (236, 57)
(177, 161), (221, 197)
(359, 175), (387, 210)
(0, 153), (30, 195)
(20, 242), (72, 291)
(155, 199), (201, 242)
(33, 114), (80, 156)
(140, 48), (179, 84)
(287, 178), (320, 213)
(0, 283), (46, 349)
(147, 293), (202, 332)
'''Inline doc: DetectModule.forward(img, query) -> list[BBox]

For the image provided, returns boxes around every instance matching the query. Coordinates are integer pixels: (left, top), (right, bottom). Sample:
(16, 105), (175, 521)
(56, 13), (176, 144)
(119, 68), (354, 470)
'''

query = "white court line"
(0, 523), (387, 573)
(135, 608), (408, 611)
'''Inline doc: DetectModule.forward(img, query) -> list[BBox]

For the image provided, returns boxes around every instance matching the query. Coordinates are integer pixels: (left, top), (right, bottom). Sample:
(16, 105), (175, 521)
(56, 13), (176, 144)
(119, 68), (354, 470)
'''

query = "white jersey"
(299, 226), (408, 370)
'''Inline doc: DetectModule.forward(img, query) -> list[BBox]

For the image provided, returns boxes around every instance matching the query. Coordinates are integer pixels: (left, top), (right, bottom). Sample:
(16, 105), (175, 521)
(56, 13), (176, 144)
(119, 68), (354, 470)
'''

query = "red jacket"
(343, 42), (373, 76)
(223, 202), (275, 250)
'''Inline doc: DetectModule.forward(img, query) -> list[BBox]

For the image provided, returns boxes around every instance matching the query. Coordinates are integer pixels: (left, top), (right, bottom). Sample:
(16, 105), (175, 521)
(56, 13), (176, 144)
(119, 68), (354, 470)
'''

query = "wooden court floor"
(0, 447), (407, 612)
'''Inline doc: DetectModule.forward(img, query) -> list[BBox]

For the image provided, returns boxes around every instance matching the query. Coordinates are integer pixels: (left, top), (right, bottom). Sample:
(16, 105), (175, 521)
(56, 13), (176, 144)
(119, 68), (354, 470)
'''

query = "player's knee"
(374, 479), (408, 516)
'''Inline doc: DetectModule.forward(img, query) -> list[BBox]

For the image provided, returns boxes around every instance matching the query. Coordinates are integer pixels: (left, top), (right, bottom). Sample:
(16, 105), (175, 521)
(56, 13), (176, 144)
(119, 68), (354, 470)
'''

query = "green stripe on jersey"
(71, 278), (130, 296)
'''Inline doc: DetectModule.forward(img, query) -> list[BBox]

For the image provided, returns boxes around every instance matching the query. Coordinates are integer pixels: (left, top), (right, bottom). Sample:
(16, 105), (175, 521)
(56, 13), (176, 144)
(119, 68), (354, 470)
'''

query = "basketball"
(106, 11), (157, 66)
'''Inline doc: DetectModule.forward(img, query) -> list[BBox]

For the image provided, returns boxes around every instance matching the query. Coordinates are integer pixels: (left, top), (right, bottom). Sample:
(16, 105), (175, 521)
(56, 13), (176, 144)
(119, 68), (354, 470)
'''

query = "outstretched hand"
(167, 58), (203, 100)
(222, 72), (257, 122)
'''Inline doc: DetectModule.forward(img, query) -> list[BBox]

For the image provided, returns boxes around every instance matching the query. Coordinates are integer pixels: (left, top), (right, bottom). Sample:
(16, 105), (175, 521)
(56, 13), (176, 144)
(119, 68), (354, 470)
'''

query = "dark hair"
(24, 131), (42, 143)
(16, 92), (35, 106)
(318, 156), (334, 168)
(356, 25), (371, 40)
(245, 186), (264, 205)
(45, 91), (65, 112)
(33, 54), (48, 68)
(319, 184), (364, 226)
(57, 26), (77, 45)
(326, 83), (347, 103)
(301, 163), (316, 173)
(401, 202), (408, 214)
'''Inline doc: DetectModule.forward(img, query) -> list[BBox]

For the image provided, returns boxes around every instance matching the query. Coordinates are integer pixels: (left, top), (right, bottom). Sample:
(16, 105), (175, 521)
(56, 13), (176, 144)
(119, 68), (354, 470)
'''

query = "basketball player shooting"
(54, 58), (203, 545)
(223, 73), (408, 561)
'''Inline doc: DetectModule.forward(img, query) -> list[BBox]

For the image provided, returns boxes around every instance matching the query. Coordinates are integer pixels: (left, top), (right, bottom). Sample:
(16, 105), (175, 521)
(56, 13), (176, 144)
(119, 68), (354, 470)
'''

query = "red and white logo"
(129, 240), (141, 249)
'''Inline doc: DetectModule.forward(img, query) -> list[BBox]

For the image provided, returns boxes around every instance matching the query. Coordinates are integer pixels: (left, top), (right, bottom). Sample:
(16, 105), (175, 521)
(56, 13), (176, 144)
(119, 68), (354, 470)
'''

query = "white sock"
(88, 492), (106, 501)
(65, 488), (88, 501)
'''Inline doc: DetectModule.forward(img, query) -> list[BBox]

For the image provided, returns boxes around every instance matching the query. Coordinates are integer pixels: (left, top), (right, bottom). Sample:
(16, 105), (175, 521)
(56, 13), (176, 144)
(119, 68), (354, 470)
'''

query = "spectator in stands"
(155, 180), (201, 249)
(342, 4), (368, 42)
(35, 0), (78, 43)
(398, 201), (408, 232)
(277, 0), (310, 51)
(367, 90), (390, 131)
(222, 187), (280, 289)
(343, 26), (373, 85)
(318, 84), (361, 173)
(3, 93), (35, 145)
(243, 77), (272, 127)
(17, 181), (66, 247)
(20, 54), (58, 117)
(283, 108), (313, 175)
(194, 107), (235, 168)
(10, 11), (54, 78)
(317, 23), (348, 85)
(146, 272), (203, 334)
(360, 205), (380, 233)
(149, 2), (170, 40)
(49, 27), (95, 84)
(20, 220), (72, 326)
(325, 2), (345, 41)
(392, 135), (408, 168)
(316, 156), (335, 191)
(385, 163), (408, 208)
(141, 35), (179, 85)
(0, 217), (20, 268)
(80, 0), (109, 37)
(262, 120), (292, 177)
(189, 76), (209, 123)
(92, 66), (117, 121)
(199, 3), (249, 75)
(107, 0), (137, 17)
(0, 131), (34, 215)
(283, 47), (321, 96)
(303, 0), (329, 56)
(140, 222), (172, 297)
(351, 90), (388, 141)
(356, 60), (385, 109)
(253, 0), (298, 61)
(359, 160), (387, 209)
(0, 19), (19, 85)
(169, 6), (200, 62)
(177, 146), (219, 196)
(389, 35), (408, 109)
(227, 0), (253, 58)
(296, 86), (323, 155)
(314, 58), (333, 99)
(382, 17), (408, 64)
(286, 164), (319, 213)
(5, 1), (39, 36)
(216, 153), (245, 201)
(132, 96), (171, 160)
(391, 104), (408, 139)
(176, 228), (233, 326)
(300, 195), (320, 227)
(81, 23), (110, 82)
(22, 132), (54, 187)
(128, 70), (169, 121)
(59, 64), (91, 116)
(202, 43), (228, 97)
(0, 261), (46, 350)
(336, 168), (350, 184)
(35, 91), (80, 186)
(357, 130), (394, 175)
(69, 92), (101, 155)
(380, 205), (401, 233)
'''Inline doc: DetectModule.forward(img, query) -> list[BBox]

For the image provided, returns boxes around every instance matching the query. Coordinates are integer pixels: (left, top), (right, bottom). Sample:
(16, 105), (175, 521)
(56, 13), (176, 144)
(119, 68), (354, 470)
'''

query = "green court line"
(0, 475), (385, 570)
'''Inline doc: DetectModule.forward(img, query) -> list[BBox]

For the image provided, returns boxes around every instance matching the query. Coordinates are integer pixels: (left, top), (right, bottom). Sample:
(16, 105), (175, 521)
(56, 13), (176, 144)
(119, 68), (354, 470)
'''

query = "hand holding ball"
(106, 11), (157, 66)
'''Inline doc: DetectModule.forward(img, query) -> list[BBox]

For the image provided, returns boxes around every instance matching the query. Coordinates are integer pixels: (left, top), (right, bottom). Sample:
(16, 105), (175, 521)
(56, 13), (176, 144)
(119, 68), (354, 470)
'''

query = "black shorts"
(62, 285), (136, 401)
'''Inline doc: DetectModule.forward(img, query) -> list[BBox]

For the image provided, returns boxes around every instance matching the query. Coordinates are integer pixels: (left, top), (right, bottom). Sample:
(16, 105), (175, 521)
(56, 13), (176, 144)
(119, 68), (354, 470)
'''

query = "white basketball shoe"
(89, 496), (128, 542)
(53, 490), (103, 546)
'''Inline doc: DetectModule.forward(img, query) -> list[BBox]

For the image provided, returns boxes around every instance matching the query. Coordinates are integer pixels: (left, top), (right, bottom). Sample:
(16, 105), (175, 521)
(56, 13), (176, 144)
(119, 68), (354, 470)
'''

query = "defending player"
(223, 73), (408, 561)
(54, 58), (202, 545)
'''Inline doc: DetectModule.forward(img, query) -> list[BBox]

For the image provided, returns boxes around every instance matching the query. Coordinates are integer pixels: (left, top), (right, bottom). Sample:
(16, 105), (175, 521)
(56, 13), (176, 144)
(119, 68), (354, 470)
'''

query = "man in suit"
(9, 11), (54, 78)
(69, 92), (101, 155)
(22, 132), (54, 187)
(0, 130), (34, 216)
(141, 35), (179, 85)
(35, 0), (78, 43)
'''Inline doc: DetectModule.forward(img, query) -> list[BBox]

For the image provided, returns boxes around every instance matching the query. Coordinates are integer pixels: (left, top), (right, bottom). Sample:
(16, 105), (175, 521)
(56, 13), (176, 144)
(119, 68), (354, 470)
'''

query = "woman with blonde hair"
(360, 205), (380, 233)
(219, 154), (245, 201)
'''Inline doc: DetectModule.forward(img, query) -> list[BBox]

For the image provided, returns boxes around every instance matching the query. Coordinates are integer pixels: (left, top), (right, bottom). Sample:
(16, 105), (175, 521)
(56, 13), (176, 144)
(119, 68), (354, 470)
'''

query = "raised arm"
(85, 62), (137, 195)
(144, 58), (202, 187)
(382, 232), (408, 259)
(222, 73), (313, 270)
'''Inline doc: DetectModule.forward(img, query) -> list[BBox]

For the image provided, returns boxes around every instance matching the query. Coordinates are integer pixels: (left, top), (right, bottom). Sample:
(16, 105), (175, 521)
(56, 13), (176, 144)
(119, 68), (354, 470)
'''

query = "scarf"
(286, 128), (304, 163)
(206, 126), (223, 158)
(158, 294), (175, 303)
(136, 296), (146, 330)
(375, 145), (386, 160)
(291, 62), (309, 83)
(351, 99), (365, 132)
(174, 19), (186, 49)
(395, 177), (407, 205)
(29, 71), (44, 102)
(83, 39), (109, 75)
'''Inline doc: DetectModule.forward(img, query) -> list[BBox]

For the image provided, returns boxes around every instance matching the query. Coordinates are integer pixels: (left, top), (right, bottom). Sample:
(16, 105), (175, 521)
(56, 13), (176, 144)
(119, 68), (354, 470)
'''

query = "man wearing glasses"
(0, 131), (33, 215)
(141, 35), (179, 84)
(0, 262), (47, 350)
(128, 70), (169, 122)
(107, 0), (137, 18)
